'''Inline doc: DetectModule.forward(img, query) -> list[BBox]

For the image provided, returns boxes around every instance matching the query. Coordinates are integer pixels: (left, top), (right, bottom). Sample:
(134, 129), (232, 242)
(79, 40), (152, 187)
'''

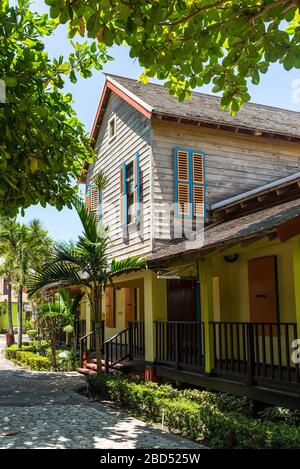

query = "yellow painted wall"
(212, 240), (296, 323)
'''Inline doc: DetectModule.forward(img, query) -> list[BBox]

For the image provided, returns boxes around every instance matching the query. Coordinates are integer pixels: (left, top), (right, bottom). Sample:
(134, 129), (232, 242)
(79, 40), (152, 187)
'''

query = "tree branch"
(159, 0), (232, 27)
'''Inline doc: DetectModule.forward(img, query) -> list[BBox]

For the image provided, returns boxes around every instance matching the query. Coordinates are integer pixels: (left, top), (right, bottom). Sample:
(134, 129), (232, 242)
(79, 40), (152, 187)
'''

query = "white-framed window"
(108, 114), (117, 142)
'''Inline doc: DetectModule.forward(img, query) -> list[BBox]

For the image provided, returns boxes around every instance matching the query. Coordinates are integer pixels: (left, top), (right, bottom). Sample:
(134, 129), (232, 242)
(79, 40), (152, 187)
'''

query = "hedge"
(5, 346), (51, 371)
(87, 374), (300, 449)
(5, 344), (37, 359)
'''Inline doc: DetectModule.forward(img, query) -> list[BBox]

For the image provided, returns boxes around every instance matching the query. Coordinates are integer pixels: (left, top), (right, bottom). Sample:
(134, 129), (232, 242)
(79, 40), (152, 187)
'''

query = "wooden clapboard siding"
(151, 119), (300, 247)
(88, 93), (152, 259)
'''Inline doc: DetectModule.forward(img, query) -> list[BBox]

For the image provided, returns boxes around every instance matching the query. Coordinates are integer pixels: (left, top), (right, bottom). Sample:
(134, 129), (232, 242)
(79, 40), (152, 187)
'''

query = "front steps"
(77, 359), (145, 377)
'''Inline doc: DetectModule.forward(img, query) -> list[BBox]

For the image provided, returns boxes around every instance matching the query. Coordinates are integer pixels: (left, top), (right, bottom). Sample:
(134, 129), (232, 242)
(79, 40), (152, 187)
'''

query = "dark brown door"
(167, 279), (198, 321)
(248, 256), (279, 324)
(125, 288), (136, 327)
(167, 279), (199, 366)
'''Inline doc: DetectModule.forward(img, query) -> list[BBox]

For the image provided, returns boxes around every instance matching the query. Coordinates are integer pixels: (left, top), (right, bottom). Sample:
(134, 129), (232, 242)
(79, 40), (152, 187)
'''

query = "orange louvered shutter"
(192, 152), (205, 218)
(192, 153), (204, 184)
(174, 149), (205, 219)
(85, 186), (91, 210)
(177, 150), (189, 182)
(120, 163), (127, 227)
(105, 288), (115, 328)
(193, 186), (205, 217)
(91, 186), (99, 221)
(176, 150), (190, 216)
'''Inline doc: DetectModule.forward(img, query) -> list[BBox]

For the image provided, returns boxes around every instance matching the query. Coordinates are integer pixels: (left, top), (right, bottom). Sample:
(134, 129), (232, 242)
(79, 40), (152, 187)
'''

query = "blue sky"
(19, 0), (300, 242)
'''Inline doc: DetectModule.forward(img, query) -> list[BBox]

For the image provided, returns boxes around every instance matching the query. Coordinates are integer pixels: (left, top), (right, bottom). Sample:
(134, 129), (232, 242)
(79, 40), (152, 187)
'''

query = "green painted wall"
(0, 302), (27, 330)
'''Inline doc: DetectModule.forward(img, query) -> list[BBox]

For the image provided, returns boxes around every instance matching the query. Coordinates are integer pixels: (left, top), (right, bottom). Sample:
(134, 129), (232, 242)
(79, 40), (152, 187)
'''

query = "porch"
(78, 317), (300, 408)
(154, 320), (299, 397)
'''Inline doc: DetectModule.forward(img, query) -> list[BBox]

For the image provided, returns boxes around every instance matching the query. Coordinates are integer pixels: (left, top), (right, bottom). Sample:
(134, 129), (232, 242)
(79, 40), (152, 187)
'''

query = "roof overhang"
(78, 75), (153, 183)
(90, 75), (153, 146)
(210, 172), (300, 221)
(152, 112), (300, 144)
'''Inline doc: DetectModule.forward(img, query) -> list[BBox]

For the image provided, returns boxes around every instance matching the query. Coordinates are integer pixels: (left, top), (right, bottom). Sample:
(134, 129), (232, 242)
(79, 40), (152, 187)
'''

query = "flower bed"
(86, 373), (300, 449)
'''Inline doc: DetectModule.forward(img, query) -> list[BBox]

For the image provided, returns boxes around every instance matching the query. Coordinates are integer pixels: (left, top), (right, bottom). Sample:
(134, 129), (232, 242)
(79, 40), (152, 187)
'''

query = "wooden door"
(248, 256), (279, 324)
(105, 288), (115, 328)
(167, 279), (198, 365)
(167, 279), (198, 321)
(125, 288), (136, 327)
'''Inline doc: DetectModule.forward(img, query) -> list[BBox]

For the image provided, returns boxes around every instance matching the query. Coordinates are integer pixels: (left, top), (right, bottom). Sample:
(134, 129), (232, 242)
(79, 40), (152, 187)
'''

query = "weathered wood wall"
(152, 119), (300, 246)
(87, 93), (153, 259)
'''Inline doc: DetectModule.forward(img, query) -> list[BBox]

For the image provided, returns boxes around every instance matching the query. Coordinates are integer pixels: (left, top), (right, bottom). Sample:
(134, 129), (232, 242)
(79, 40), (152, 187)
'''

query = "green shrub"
(27, 329), (39, 340)
(5, 345), (51, 371)
(86, 374), (300, 449)
(14, 351), (51, 371)
(5, 344), (37, 360)
(180, 389), (253, 417)
(259, 406), (300, 426)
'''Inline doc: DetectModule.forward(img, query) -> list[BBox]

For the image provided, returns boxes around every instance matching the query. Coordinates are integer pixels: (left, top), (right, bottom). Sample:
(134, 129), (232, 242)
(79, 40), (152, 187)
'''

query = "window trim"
(126, 161), (135, 225)
(108, 114), (117, 142)
(174, 147), (207, 220)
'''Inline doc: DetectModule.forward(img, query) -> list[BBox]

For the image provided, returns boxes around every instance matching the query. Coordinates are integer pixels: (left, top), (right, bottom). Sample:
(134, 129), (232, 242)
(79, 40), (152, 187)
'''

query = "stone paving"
(0, 335), (204, 449)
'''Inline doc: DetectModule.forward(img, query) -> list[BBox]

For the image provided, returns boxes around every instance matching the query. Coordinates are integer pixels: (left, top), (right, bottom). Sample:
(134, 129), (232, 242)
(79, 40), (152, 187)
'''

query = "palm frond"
(110, 257), (147, 277)
(27, 262), (90, 297)
(73, 198), (99, 243)
(92, 170), (108, 191)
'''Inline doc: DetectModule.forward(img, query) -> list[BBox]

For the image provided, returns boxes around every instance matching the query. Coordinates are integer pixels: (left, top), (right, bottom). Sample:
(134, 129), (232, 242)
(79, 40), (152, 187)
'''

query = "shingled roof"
(149, 197), (300, 264)
(104, 74), (300, 142)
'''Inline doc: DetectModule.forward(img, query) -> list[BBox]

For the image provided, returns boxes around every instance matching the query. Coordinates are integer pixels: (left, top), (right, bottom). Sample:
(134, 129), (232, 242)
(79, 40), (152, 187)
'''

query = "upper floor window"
(108, 114), (117, 142)
(174, 148), (206, 219)
(85, 185), (102, 222)
(120, 152), (141, 233)
(126, 162), (134, 224)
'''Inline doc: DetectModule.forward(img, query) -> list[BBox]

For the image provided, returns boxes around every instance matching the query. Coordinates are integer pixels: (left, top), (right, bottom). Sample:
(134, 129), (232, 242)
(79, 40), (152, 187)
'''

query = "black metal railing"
(154, 321), (205, 370)
(210, 321), (300, 385)
(104, 328), (130, 372)
(79, 320), (105, 367)
(103, 321), (145, 372)
(129, 320), (145, 360)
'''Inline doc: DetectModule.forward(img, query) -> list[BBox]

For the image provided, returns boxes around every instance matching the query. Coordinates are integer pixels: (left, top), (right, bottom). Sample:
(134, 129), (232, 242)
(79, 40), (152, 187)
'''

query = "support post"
(85, 297), (91, 350)
(199, 258), (214, 374)
(292, 236), (300, 341)
(144, 271), (167, 365)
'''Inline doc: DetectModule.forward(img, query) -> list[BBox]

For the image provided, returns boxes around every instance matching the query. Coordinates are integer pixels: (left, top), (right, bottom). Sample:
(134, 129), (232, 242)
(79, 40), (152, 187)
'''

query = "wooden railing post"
(175, 322), (180, 369)
(246, 323), (256, 385)
(105, 342), (109, 373)
(80, 338), (83, 368)
(128, 322), (133, 360)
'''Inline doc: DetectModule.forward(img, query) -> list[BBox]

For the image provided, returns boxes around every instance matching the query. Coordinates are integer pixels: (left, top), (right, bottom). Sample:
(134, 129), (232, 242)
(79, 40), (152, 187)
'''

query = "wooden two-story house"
(79, 74), (300, 408)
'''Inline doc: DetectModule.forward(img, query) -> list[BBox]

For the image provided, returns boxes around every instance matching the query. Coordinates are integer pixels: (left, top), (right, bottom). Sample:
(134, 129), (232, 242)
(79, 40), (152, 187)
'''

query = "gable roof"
(90, 74), (300, 144)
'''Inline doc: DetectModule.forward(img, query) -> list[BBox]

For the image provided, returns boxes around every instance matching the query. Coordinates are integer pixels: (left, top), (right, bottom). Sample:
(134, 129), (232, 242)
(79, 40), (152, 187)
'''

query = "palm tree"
(59, 287), (84, 350)
(0, 218), (20, 336)
(28, 199), (146, 374)
(36, 302), (70, 370)
(0, 217), (53, 347)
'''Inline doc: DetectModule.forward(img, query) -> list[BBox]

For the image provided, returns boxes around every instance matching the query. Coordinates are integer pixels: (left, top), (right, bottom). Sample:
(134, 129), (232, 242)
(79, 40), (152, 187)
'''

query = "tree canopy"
(0, 0), (110, 216)
(44, 0), (300, 112)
